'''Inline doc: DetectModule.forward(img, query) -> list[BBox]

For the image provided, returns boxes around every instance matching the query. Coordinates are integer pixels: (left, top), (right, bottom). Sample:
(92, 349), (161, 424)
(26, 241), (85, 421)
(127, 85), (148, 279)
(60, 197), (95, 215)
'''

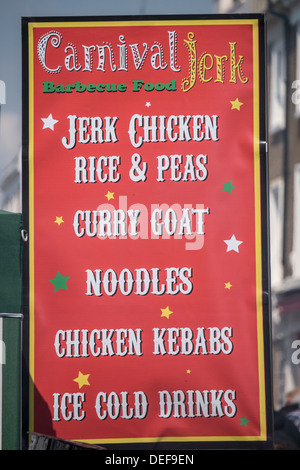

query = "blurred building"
(1, 1), (300, 409)
(0, 78), (21, 213)
(213, 0), (300, 408)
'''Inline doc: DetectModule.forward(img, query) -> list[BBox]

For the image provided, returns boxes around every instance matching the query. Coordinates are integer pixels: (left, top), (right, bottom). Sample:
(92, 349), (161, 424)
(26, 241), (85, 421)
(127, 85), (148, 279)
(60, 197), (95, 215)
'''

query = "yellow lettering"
(181, 34), (248, 90)
(214, 55), (228, 83)
(181, 32), (197, 93)
(198, 52), (213, 83)
(229, 42), (248, 84)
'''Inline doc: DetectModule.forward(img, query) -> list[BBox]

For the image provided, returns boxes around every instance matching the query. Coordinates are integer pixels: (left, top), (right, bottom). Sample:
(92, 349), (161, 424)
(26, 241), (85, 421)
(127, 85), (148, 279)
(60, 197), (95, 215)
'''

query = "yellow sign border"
(27, 17), (267, 445)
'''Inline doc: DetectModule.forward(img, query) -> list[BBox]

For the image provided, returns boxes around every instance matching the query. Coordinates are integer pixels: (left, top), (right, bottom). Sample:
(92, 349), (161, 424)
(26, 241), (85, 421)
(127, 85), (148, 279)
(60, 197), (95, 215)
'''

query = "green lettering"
(144, 82), (154, 91)
(66, 84), (75, 93)
(132, 80), (144, 92)
(87, 84), (95, 92)
(96, 83), (105, 92)
(154, 82), (165, 91)
(166, 79), (177, 91)
(56, 84), (65, 93)
(118, 83), (127, 92)
(75, 81), (86, 92)
(43, 81), (55, 93)
(106, 83), (117, 92)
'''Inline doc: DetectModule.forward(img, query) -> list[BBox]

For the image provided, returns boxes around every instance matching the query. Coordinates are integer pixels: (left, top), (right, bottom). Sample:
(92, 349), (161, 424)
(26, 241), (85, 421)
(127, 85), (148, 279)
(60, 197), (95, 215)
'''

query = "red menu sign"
(22, 16), (272, 449)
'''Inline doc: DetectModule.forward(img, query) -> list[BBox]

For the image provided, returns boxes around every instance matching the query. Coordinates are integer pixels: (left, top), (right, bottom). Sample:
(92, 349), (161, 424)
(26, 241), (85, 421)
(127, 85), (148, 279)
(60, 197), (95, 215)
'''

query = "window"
(292, 164), (300, 278)
(270, 40), (286, 133)
(270, 178), (284, 286)
(293, 23), (300, 118)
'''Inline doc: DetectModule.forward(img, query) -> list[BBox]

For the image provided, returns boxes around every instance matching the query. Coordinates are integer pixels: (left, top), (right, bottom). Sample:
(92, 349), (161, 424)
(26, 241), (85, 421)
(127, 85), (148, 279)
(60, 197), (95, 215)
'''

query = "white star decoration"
(41, 114), (59, 130)
(145, 102), (151, 107)
(224, 235), (243, 253)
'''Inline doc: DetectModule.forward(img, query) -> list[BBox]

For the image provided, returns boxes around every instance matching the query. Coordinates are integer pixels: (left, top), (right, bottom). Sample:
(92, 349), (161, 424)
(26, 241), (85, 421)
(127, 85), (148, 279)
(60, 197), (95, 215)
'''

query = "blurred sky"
(0, 0), (213, 174)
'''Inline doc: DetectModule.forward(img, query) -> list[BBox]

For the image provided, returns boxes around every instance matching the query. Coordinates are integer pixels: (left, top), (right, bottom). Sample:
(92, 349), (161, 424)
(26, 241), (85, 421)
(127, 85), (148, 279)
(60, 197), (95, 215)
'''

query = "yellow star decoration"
(186, 369), (191, 374)
(105, 191), (114, 201)
(73, 371), (90, 389)
(230, 98), (243, 110)
(54, 216), (64, 226)
(225, 282), (232, 290)
(161, 306), (173, 319)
